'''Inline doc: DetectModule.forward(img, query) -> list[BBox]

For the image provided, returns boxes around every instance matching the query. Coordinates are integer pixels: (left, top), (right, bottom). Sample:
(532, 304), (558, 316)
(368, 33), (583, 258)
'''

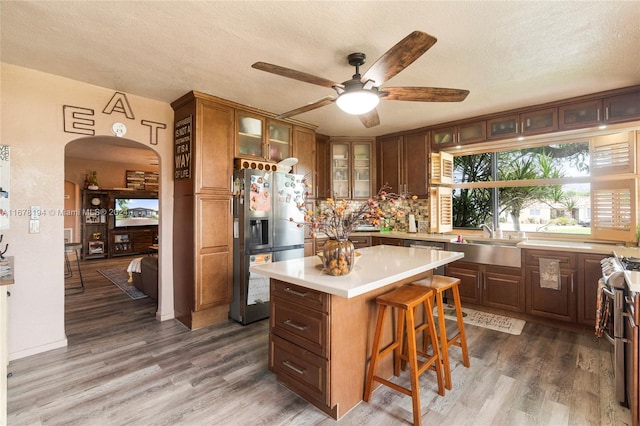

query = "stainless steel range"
(598, 252), (640, 422)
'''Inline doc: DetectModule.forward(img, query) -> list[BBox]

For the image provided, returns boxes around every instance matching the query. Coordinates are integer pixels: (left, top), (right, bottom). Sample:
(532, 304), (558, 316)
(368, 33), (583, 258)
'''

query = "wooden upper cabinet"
(329, 138), (374, 199)
(560, 90), (640, 130)
(377, 135), (402, 193)
(378, 132), (429, 197)
(235, 111), (265, 159)
(331, 142), (350, 199)
(267, 120), (292, 162)
(197, 98), (235, 194)
(402, 131), (429, 197)
(559, 100), (602, 130)
(292, 126), (316, 197)
(486, 115), (518, 139)
(487, 108), (558, 140)
(603, 91), (640, 124)
(431, 120), (485, 148)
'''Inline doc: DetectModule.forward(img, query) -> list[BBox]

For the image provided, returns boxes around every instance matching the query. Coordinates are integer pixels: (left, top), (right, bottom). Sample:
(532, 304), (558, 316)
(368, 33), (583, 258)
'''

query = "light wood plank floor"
(7, 256), (631, 425)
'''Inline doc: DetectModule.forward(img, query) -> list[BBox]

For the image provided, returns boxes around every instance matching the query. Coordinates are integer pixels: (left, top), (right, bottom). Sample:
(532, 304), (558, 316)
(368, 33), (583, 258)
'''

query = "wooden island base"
(269, 272), (432, 419)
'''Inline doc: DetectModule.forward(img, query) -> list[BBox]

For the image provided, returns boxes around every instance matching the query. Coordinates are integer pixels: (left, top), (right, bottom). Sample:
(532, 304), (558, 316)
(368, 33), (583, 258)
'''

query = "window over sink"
(448, 130), (637, 242)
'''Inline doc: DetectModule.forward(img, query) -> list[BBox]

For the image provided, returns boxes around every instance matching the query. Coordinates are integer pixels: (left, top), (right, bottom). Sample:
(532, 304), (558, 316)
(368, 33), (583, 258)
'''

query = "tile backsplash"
(315, 197), (430, 233)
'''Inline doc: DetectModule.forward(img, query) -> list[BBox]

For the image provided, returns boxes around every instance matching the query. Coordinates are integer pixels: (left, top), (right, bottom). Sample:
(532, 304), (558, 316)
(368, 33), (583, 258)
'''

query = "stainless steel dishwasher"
(403, 240), (446, 275)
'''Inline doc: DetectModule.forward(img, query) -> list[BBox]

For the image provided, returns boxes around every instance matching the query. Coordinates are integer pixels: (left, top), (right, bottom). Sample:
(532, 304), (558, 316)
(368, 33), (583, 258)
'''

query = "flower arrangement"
(291, 179), (415, 240)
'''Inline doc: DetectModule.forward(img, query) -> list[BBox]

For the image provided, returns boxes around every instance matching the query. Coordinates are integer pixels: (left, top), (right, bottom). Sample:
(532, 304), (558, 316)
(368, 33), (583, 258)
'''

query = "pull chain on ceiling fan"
(252, 31), (470, 128)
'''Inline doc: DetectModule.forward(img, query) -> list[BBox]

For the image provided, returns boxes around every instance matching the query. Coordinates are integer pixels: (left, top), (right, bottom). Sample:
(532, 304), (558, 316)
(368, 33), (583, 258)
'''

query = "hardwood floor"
(7, 256), (631, 425)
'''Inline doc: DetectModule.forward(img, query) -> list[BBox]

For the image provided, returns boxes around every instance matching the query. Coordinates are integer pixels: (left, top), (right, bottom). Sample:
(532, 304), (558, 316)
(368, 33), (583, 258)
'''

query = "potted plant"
(87, 171), (99, 190)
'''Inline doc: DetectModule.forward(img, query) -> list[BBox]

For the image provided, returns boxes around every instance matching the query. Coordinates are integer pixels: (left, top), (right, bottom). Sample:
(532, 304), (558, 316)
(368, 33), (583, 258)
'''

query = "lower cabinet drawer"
(269, 334), (329, 406)
(271, 297), (327, 356)
(271, 280), (329, 312)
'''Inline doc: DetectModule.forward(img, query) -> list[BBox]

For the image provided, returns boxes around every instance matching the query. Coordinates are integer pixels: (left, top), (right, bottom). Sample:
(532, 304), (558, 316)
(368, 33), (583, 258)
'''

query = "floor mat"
(435, 304), (525, 335)
(98, 268), (148, 300)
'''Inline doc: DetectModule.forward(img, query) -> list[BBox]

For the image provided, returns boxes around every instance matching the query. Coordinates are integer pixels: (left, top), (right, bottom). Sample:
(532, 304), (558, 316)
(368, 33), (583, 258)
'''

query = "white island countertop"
(250, 245), (464, 298)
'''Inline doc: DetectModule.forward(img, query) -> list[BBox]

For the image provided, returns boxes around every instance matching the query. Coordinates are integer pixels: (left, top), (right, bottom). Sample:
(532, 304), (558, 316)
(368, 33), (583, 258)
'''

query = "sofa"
(140, 256), (158, 301)
(130, 256), (158, 301)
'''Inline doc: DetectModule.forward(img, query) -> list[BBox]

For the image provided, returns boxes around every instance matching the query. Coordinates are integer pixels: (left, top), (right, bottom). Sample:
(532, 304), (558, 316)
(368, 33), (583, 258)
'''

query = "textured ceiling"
(2, 1), (640, 143)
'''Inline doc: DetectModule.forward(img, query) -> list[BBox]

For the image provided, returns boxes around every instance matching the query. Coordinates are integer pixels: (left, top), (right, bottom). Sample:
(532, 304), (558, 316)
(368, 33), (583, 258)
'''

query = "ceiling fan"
(252, 31), (469, 128)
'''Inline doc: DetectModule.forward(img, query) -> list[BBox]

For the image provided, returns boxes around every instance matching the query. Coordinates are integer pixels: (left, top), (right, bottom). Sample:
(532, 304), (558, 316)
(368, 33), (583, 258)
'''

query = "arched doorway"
(64, 135), (161, 311)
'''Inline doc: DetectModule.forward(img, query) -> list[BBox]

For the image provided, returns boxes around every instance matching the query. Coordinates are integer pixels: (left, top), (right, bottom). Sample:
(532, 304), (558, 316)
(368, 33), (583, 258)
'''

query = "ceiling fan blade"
(252, 62), (341, 89)
(276, 96), (335, 119)
(362, 31), (437, 86)
(382, 87), (470, 102)
(358, 108), (380, 128)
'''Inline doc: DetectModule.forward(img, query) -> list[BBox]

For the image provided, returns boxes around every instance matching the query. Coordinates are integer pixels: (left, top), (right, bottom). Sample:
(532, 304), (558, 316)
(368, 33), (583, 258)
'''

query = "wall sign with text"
(174, 116), (192, 180)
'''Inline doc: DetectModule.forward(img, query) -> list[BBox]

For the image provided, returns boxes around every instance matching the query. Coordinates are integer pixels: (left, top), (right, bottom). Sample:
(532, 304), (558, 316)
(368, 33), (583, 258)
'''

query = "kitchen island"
(250, 245), (463, 419)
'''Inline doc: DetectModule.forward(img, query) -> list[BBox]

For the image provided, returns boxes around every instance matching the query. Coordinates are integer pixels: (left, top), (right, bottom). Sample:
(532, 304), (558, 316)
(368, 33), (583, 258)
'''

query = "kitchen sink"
(447, 240), (521, 268)
(461, 238), (519, 246)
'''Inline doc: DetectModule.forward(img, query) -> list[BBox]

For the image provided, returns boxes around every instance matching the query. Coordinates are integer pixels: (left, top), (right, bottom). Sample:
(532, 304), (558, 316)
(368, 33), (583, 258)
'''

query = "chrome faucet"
(481, 223), (494, 238)
(536, 222), (552, 232)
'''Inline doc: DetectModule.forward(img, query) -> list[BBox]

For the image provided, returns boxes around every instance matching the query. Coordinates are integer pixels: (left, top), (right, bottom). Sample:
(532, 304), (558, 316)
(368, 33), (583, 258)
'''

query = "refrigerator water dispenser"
(248, 218), (269, 247)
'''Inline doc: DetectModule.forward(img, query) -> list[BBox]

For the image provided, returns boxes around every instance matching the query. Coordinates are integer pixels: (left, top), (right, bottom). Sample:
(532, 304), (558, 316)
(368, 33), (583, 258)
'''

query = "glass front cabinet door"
(236, 112), (264, 158)
(604, 91), (640, 124)
(432, 121), (485, 148)
(559, 100), (602, 130)
(267, 120), (291, 162)
(352, 142), (371, 199)
(488, 108), (558, 139)
(331, 143), (350, 198)
(330, 140), (372, 199)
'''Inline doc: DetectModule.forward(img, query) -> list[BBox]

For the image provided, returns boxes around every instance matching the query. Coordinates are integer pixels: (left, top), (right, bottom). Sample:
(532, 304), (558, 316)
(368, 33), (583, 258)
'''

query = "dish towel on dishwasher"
(595, 278), (609, 337)
(539, 258), (561, 290)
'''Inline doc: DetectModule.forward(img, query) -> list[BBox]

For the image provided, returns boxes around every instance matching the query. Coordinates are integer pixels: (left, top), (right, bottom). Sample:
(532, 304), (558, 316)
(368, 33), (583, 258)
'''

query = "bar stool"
(64, 242), (85, 292)
(364, 284), (444, 426)
(414, 275), (470, 391)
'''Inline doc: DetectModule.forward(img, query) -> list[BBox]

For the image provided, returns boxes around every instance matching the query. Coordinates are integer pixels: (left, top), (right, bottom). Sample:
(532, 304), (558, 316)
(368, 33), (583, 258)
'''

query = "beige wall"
(63, 180), (78, 242)
(1, 63), (175, 359)
(65, 157), (159, 190)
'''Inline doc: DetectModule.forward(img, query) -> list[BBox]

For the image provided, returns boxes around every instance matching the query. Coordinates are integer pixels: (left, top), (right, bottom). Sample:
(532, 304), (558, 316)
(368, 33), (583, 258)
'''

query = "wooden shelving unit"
(81, 189), (158, 259)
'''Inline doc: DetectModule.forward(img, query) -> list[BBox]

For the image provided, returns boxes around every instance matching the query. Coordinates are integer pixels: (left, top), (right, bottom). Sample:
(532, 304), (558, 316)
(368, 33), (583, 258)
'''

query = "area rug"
(434, 304), (525, 335)
(98, 268), (148, 300)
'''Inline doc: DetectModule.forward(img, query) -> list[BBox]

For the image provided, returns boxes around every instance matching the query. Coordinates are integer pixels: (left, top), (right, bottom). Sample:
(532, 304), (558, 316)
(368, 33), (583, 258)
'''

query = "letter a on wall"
(103, 92), (135, 119)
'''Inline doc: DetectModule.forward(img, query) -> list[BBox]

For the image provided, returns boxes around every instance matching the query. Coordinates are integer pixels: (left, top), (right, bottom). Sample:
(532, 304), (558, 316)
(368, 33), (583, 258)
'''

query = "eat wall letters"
(63, 91), (167, 146)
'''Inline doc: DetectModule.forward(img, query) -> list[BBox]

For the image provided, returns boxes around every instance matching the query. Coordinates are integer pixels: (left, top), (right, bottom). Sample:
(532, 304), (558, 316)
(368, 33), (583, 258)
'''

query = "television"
(114, 198), (159, 228)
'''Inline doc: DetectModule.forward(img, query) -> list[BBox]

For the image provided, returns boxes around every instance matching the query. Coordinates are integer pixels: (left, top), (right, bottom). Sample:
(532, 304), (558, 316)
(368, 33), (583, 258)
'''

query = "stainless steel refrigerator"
(230, 169), (305, 324)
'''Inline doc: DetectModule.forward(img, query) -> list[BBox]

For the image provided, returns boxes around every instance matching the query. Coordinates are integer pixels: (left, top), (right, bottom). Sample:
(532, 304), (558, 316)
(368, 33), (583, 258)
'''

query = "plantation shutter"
(591, 131), (635, 176)
(428, 186), (452, 233)
(430, 151), (453, 184)
(591, 179), (636, 242)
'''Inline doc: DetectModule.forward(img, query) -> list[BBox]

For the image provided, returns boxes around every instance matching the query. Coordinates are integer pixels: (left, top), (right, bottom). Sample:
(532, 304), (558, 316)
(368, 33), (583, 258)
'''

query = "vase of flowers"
(292, 180), (413, 276)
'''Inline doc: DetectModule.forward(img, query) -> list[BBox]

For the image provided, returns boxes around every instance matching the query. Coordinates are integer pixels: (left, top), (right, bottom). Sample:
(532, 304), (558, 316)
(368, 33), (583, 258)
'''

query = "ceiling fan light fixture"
(336, 90), (380, 115)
